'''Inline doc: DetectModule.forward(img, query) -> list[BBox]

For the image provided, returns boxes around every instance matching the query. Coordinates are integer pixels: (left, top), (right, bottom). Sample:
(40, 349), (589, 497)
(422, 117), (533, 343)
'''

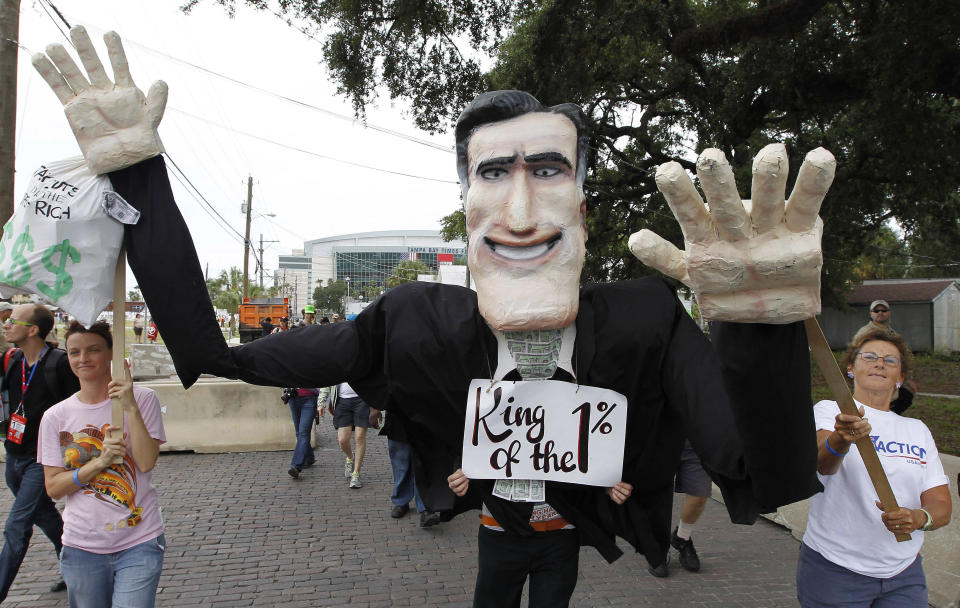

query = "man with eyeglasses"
(0, 304), (80, 600)
(852, 300), (897, 345)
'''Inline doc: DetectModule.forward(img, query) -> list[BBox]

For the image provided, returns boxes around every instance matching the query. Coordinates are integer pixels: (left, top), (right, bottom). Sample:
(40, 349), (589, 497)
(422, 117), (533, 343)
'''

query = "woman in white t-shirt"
(38, 321), (166, 608)
(797, 329), (952, 607)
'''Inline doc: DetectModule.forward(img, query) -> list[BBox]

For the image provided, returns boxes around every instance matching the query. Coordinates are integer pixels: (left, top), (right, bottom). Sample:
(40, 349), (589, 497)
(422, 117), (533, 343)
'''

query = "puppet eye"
(532, 166), (562, 178)
(479, 167), (508, 180)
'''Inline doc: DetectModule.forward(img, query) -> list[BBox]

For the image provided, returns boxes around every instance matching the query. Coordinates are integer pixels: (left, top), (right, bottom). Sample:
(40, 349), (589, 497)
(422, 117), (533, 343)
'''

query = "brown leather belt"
(480, 514), (571, 532)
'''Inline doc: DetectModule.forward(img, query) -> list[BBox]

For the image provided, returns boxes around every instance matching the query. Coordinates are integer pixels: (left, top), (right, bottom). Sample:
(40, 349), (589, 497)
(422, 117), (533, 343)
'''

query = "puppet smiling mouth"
(484, 233), (562, 261)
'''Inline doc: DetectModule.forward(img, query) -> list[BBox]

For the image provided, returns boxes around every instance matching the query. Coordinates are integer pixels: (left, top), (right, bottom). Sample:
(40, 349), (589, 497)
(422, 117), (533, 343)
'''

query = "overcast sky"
(13, 0), (463, 287)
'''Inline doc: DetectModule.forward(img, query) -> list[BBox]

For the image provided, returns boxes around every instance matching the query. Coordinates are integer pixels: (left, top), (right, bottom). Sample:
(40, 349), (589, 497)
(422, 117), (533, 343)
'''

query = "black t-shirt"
(260, 321), (274, 337)
(4, 348), (80, 456)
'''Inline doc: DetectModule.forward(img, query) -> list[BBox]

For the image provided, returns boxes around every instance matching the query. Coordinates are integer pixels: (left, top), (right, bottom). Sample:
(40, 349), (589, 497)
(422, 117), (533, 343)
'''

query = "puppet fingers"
(146, 81), (169, 129)
(655, 162), (714, 244)
(70, 26), (112, 89)
(45, 43), (89, 95)
(31, 53), (73, 105)
(750, 144), (789, 233)
(104, 31), (134, 88)
(696, 149), (749, 242)
(628, 230), (691, 286)
(785, 148), (836, 233)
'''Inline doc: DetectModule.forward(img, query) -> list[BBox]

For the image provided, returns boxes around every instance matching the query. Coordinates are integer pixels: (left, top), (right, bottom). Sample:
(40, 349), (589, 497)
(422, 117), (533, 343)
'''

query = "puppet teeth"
(493, 242), (551, 260)
(485, 233), (562, 261)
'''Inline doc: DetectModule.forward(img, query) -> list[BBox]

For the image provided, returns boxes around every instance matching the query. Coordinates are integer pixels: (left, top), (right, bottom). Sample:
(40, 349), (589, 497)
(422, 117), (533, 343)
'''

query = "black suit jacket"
(109, 156), (821, 566)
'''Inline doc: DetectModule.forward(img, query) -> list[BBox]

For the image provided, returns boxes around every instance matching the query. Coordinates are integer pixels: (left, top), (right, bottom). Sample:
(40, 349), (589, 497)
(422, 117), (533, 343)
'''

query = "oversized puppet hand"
(32, 26), (167, 175)
(628, 144), (835, 323)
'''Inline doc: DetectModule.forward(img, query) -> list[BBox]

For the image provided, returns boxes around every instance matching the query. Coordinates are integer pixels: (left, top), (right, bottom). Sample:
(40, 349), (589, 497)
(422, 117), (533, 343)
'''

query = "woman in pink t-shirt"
(38, 321), (166, 607)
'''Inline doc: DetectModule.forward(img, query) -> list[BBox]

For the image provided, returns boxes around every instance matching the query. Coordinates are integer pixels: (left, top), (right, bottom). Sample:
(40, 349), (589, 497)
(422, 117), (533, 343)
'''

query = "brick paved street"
(1, 421), (804, 607)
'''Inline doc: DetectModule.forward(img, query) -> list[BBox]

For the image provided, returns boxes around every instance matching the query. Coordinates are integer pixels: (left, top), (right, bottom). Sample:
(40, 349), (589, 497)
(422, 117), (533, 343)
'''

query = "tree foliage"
(205, 267), (272, 313)
(194, 0), (960, 303)
(386, 259), (432, 287)
(313, 279), (347, 316)
(439, 208), (466, 244)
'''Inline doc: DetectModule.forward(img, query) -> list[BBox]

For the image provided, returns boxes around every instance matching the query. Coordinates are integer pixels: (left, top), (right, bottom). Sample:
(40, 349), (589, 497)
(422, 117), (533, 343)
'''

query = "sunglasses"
(871, 308), (889, 313)
(2, 319), (34, 328)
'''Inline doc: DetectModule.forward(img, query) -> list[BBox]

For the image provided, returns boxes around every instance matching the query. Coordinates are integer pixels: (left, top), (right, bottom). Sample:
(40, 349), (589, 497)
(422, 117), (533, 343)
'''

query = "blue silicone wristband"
(72, 468), (83, 486)
(824, 436), (844, 458)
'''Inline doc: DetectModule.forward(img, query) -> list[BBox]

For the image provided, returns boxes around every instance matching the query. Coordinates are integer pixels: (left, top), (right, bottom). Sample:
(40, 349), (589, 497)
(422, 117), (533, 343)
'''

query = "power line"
(166, 167), (242, 245)
(68, 21), (454, 154)
(168, 107), (458, 184)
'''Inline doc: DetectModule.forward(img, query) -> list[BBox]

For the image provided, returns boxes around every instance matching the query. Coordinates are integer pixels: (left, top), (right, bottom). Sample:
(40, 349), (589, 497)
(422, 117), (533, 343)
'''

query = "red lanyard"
(18, 346), (47, 412)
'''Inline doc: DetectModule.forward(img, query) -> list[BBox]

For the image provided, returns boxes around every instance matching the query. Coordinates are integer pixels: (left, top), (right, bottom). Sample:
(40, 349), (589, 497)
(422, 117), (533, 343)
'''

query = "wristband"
(919, 507), (934, 531)
(72, 468), (83, 486)
(824, 436), (845, 458)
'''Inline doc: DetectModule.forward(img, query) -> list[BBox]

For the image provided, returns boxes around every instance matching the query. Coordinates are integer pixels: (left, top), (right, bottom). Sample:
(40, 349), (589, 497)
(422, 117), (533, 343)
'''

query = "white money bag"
(0, 157), (124, 326)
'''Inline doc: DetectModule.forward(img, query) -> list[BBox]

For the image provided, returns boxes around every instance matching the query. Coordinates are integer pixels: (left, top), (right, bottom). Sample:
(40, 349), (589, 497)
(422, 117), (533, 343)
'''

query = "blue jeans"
(289, 395), (318, 468)
(60, 534), (166, 608)
(0, 453), (64, 601)
(796, 543), (927, 607)
(388, 439), (425, 512)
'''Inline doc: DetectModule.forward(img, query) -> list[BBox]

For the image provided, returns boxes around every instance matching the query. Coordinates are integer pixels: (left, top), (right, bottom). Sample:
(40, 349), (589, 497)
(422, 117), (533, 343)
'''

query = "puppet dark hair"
(454, 91), (591, 201)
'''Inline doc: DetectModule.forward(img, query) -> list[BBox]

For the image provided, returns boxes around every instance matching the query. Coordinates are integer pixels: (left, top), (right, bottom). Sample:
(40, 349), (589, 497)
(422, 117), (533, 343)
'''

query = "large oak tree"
(188, 0), (960, 303)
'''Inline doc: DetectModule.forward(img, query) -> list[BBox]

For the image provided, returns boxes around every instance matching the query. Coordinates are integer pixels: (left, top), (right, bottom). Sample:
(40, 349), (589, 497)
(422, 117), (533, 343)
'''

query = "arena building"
(276, 230), (467, 315)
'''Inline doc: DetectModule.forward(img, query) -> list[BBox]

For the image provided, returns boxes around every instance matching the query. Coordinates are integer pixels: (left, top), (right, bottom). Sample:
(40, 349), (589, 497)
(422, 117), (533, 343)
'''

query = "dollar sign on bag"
(0, 226), (34, 287)
(37, 239), (80, 301)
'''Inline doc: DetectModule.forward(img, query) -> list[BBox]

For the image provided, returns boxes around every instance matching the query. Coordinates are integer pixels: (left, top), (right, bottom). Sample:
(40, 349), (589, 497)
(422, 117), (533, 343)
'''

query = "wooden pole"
(242, 176), (252, 299)
(110, 247), (125, 460)
(804, 317), (910, 542)
(0, 0), (21, 236)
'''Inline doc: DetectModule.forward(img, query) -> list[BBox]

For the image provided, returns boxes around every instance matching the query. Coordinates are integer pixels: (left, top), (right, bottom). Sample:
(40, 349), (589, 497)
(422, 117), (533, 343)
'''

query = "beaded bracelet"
(72, 468), (83, 486)
(824, 436), (845, 458)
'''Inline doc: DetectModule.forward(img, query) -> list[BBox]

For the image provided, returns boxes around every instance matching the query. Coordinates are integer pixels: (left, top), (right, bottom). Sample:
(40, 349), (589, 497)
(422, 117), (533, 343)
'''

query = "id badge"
(6, 413), (26, 444)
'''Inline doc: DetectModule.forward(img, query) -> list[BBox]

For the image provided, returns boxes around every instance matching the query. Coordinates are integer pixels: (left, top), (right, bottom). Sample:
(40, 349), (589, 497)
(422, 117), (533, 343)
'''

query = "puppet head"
(455, 91), (590, 331)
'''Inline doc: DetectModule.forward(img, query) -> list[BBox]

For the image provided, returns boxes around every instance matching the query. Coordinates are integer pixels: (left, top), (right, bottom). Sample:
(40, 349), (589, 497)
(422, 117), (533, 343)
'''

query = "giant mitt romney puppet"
(32, 27), (835, 606)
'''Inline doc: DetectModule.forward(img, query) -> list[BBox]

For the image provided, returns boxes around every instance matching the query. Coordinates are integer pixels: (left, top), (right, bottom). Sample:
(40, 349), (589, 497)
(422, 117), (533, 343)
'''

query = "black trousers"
(473, 526), (580, 608)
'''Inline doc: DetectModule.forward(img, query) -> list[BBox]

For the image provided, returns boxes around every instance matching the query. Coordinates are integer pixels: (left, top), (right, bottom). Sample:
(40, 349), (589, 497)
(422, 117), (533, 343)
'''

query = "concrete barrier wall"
(130, 344), (178, 380)
(715, 454), (960, 608)
(144, 379), (296, 454)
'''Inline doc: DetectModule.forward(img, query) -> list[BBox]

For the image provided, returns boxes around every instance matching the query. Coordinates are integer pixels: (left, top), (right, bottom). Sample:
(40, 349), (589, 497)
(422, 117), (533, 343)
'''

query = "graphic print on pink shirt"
(60, 424), (143, 528)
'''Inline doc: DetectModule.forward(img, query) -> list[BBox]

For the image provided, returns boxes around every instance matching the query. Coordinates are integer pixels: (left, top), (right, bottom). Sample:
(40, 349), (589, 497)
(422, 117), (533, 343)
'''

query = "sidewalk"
(1, 422), (806, 607)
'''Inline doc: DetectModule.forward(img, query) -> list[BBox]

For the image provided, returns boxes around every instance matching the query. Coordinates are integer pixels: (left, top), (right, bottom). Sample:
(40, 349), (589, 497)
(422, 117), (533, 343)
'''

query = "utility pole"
(0, 0), (21, 235)
(242, 176), (252, 299)
(258, 233), (278, 289)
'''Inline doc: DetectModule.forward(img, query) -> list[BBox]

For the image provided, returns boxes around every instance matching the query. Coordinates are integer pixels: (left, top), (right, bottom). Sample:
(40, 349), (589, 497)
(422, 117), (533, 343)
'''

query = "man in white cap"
(852, 299), (896, 344)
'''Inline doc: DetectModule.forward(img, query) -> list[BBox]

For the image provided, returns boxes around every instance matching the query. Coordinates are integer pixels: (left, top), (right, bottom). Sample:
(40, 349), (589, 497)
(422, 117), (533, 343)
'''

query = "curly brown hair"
(844, 329), (912, 380)
(64, 320), (113, 350)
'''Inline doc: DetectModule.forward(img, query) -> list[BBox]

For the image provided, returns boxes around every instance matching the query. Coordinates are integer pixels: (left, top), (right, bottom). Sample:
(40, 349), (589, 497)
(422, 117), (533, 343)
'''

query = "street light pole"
(258, 232), (279, 289)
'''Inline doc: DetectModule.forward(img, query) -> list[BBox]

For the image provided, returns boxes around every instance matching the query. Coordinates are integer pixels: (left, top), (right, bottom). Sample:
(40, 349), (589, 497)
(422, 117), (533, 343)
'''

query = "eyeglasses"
(2, 319), (33, 328)
(857, 352), (901, 366)
(872, 308), (889, 313)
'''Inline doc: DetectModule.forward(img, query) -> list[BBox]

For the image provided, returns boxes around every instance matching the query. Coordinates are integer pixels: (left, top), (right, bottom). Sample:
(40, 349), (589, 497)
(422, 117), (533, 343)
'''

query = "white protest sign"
(462, 379), (627, 487)
(0, 158), (124, 326)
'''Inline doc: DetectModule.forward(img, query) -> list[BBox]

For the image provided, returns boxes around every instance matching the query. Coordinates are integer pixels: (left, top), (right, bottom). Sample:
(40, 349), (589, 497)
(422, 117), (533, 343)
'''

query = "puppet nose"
(504, 174), (535, 234)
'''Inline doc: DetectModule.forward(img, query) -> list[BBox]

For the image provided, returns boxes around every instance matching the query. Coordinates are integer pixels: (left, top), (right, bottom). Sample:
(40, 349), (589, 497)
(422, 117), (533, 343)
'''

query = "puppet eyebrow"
(523, 152), (572, 168)
(476, 155), (518, 174)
